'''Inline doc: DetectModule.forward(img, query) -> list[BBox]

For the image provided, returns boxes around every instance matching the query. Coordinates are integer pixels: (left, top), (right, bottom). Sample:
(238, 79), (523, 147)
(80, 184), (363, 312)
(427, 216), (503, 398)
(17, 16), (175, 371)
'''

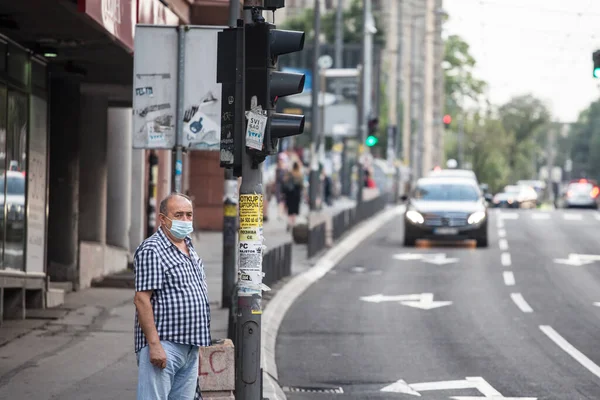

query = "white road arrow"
(360, 293), (452, 309)
(554, 253), (600, 266)
(359, 293), (422, 303)
(400, 293), (453, 310)
(381, 377), (536, 399)
(394, 253), (459, 265)
(422, 254), (459, 265)
(393, 253), (426, 261)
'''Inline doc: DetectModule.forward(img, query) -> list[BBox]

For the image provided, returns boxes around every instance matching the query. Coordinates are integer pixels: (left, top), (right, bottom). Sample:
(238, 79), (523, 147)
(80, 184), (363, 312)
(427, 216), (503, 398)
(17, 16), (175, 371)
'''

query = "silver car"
(563, 180), (600, 209)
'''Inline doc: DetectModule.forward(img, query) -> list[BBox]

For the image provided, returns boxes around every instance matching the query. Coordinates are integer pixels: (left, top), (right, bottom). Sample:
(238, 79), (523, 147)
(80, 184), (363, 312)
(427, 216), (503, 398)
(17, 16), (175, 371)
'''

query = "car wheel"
(404, 230), (416, 247)
(476, 235), (488, 248)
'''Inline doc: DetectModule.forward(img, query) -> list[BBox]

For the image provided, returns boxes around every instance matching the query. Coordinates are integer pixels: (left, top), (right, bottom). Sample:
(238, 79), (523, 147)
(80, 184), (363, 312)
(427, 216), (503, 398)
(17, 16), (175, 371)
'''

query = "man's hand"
(149, 342), (167, 369)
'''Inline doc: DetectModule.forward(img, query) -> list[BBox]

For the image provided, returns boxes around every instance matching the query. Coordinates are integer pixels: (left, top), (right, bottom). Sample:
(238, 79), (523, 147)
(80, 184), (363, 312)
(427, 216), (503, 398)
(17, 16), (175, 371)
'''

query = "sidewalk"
(0, 196), (356, 399)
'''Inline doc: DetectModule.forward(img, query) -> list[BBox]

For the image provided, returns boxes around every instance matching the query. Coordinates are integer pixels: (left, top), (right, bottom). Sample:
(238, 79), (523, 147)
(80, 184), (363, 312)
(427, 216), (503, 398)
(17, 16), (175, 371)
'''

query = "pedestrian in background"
(284, 161), (304, 231)
(133, 193), (211, 400)
(276, 153), (288, 220)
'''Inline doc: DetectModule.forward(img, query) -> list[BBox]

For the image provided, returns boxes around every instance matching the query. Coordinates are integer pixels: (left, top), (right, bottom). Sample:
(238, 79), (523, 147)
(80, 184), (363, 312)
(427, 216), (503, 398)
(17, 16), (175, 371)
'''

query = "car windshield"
(569, 183), (593, 193)
(414, 183), (480, 202)
(0, 176), (25, 195)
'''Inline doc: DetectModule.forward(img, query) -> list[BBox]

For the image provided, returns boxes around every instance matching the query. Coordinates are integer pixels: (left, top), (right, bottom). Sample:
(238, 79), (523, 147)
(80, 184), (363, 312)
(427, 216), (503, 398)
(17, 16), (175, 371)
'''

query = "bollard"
(199, 339), (235, 399)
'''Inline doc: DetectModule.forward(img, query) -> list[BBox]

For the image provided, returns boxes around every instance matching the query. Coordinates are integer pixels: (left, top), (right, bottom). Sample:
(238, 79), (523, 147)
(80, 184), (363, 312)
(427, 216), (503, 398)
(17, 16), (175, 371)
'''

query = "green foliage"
(567, 98), (600, 181)
(280, 0), (386, 45)
(443, 35), (486, 117)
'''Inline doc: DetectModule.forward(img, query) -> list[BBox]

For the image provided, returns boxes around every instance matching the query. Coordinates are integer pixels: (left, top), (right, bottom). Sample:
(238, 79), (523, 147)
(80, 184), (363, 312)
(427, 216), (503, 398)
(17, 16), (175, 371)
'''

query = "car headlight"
(468, 211), (486, 224)
(406, 210), (424, 224)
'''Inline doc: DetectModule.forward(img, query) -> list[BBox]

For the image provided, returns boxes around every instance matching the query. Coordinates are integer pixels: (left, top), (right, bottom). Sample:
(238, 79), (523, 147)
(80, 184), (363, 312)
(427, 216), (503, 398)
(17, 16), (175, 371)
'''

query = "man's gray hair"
(159, 192), (193, 215)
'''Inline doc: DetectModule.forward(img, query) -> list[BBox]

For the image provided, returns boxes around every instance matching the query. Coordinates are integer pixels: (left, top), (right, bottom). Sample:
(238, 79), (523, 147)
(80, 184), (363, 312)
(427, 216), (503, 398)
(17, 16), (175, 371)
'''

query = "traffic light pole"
(309, 0), (321, 211)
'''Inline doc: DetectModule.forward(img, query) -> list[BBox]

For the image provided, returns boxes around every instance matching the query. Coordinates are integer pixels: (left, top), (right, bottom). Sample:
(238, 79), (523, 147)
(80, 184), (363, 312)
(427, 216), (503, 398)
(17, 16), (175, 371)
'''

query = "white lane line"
(499, 239), (509, 250)
(498, 228), (506, 238)
(499, 212), (519, 220)
(540, 325), (600, 379)
(503, 271), (515, 286)
(511, 293), (534, 313)
(594, 213), (600, 221)
(501, 252), (512, 267)
(532, 213), (551, 220)
(564, 213), (583, 221)
(497, 218), (505, 229)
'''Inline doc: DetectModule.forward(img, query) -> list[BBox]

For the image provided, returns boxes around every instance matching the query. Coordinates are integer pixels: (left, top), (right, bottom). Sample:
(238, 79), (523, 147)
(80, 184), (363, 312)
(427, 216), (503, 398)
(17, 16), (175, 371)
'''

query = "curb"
(261, 205), (404, 399)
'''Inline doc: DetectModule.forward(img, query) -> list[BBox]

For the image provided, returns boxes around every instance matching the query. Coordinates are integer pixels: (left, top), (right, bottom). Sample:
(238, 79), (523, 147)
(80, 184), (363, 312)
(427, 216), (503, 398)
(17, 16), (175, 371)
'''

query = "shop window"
(5, 90), (27, 270)
(7, 45), (29, 88)
(31, 60), (46, 91)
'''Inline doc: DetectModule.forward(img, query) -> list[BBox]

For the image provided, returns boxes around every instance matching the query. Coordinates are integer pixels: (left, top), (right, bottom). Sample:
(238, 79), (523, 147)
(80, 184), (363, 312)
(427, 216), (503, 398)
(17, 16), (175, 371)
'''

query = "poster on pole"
(182, 26), (224, 149)
(132, 24), (178, 149)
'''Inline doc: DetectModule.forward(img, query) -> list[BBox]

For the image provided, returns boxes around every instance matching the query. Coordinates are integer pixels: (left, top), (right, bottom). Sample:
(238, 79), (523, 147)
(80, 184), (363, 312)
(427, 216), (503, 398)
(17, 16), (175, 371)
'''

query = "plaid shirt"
(134, 227), (211, 353)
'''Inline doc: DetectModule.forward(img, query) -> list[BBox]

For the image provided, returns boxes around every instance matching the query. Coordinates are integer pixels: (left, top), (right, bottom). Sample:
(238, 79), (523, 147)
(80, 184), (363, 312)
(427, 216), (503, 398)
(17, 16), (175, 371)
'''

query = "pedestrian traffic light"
(245, 21), (305, 164)
(443, 114), (452, 128)
(365, 135), (378, 147)
(593, 50), (600, 78)
(368, 117), (379, 135)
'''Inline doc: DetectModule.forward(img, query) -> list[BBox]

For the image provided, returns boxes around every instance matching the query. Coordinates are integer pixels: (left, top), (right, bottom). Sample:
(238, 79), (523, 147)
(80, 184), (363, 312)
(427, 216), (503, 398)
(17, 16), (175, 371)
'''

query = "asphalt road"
(276, 208), (600, 399)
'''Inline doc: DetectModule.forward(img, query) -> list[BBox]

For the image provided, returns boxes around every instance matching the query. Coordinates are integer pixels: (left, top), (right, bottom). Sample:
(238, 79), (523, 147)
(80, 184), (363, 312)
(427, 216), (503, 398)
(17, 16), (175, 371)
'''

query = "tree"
(568, 98), (600, 180)
(497, 94), (552, 181)
(280, 0), (386, 45)
(443, 35), (487, 118)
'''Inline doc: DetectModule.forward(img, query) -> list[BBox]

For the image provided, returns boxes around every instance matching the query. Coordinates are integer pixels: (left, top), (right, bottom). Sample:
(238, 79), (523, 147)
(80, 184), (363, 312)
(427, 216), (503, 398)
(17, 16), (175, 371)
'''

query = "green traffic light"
(594, 68), (600, 78)
(366, 135), (378, 147)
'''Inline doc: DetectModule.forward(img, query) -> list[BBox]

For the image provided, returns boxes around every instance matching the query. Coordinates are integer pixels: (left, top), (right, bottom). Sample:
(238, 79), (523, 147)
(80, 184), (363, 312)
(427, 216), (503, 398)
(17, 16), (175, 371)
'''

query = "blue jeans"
(137, 341), (200, 400)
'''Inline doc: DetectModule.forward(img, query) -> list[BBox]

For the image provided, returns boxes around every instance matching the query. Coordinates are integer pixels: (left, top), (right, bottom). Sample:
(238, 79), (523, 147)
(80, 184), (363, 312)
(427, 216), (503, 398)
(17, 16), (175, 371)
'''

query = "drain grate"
(283, 386), (344, 394)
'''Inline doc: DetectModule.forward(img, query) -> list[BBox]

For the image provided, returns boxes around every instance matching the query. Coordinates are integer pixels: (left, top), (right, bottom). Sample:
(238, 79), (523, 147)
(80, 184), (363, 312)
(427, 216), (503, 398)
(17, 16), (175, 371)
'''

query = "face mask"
(164, 216), (193, 239)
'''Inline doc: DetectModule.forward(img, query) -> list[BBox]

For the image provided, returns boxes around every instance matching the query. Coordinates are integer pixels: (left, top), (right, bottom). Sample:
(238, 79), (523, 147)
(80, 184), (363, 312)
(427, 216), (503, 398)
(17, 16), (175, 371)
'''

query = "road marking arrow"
(381, 377), (536, 399)
(554, 254), (599, 266)
(422, 254), (459, 265)
(360, 293), (452, 309)
(359, 293), (422, 303)
(400, 293), (453, 310)
(394, 253), (459, 265)
(393, 253), (426, 260)
(380, 379), (421, 395)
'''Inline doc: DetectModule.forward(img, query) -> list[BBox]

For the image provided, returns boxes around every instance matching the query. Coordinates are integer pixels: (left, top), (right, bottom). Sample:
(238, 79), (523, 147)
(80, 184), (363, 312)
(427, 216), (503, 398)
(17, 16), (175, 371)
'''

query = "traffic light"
(443, 114), (452, 129)
(368, 117), (379, 135)
(365, 135), (378, 147)
(593, 50), (600, 78)
(217, 24), (244, 176)
(245, 21), (305, 164)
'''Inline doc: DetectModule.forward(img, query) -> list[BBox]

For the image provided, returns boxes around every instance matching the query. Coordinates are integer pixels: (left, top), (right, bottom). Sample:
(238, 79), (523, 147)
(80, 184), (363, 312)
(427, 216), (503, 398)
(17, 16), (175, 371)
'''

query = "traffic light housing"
(593, 50), (600, 78)
(245, 22), (305, 164)
(217, 25), (244, 176)
(443, 114), (452, 129)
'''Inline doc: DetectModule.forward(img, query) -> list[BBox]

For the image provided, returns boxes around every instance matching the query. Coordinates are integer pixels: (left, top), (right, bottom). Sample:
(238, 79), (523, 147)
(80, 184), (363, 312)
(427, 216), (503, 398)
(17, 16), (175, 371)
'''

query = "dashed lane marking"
(501, 252), (512, 267)
(503, 271), (515, 286)
(511, 293), (533, 313)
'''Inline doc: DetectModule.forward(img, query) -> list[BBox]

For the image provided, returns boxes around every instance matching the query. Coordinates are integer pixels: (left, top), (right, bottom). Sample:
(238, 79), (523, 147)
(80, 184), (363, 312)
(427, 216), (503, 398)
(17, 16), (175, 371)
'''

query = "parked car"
(402, 177), (488, 247)
(562, 179), (599, 209)
(492, 185), (538, 209)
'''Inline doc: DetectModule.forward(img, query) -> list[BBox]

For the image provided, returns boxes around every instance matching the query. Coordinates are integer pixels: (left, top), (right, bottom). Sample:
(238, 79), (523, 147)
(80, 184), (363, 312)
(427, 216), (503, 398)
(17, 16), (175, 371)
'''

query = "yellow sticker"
(224, 204), (237, 217)
(239, 194), (263, 229)
(251, 310), (263, 315)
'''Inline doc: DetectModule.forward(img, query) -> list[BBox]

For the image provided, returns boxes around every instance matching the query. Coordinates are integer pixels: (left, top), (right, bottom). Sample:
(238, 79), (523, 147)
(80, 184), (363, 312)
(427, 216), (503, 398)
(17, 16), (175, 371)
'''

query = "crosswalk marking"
(563, 213), (583, 221)
(531, 213), (551, 220)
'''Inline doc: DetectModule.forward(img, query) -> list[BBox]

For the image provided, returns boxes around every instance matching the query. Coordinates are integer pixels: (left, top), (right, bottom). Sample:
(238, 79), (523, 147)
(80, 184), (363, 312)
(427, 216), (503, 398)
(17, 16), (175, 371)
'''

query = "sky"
(443, 0), (600, 122)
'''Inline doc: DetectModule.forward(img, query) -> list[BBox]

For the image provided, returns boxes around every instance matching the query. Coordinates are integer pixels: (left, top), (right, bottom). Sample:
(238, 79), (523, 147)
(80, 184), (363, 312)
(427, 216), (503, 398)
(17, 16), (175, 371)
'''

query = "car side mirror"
(484, 193), (493, 202)
(400, 194), (408, 202)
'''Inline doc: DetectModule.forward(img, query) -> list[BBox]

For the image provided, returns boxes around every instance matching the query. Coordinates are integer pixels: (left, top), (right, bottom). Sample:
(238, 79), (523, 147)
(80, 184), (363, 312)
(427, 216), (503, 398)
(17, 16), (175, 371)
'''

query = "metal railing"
(262, 242), (293, 287)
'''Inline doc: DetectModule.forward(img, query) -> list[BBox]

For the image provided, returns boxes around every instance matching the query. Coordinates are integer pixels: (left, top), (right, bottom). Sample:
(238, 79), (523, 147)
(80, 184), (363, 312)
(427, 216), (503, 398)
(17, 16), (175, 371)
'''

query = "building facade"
(0, 0), (240, 325)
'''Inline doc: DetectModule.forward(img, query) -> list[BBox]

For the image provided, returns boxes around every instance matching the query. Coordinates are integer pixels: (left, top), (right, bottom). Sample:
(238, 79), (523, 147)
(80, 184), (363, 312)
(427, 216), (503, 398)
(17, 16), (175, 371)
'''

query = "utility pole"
(457, 116), (464, 169)
(218, 2), (306, 398)
(172, 26), (186, 193)
(358, 0), (373, 204)
(409, 18), (419, 180)
(334, 0), (343, 70)
(309, 0), (321, 210)
(394, 0), (403, 202)
(223, 0), (240, 338)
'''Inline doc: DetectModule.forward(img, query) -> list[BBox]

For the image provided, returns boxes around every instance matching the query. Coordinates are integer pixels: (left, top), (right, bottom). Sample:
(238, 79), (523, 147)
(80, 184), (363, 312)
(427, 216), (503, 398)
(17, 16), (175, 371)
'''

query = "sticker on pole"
(245, 110), (267, 150)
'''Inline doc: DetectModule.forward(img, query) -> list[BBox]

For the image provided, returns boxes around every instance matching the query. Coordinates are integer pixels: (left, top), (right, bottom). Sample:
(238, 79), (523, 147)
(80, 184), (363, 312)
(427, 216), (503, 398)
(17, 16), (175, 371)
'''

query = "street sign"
(360, 293), (452, 310)
(393, 253), (459, 265)
(381, 376), (536, 399)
